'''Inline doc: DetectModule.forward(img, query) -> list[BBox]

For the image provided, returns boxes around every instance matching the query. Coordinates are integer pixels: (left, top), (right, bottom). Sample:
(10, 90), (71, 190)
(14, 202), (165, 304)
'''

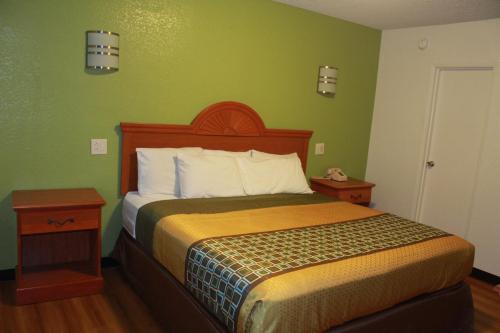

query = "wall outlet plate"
(315, 143), (325, 155)
(91, 139), (107, 155)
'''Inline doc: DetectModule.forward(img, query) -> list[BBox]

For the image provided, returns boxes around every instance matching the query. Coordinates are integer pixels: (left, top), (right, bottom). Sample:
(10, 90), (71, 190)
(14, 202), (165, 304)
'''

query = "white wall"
(366, 19), (500, 275)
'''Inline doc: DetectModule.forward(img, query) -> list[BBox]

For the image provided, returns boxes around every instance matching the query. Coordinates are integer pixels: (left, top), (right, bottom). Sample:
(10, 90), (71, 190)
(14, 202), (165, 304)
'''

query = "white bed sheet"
(122, 192), (178, 238)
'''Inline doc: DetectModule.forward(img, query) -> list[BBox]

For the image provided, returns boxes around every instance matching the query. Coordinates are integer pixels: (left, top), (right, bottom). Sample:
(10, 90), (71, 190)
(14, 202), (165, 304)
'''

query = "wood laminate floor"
(466, 277), (500, 333)
(0, 268), (163, 333)
(0, 269), (499, 332)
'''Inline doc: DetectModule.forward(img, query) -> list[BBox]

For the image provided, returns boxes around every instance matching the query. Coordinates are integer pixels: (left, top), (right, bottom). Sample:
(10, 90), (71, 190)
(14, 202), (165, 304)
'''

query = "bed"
(113, 101), (474, 333)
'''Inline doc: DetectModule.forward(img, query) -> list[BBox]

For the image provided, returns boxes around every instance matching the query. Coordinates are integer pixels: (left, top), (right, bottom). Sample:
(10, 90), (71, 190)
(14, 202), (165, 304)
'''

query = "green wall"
(0, 0), (380, 269)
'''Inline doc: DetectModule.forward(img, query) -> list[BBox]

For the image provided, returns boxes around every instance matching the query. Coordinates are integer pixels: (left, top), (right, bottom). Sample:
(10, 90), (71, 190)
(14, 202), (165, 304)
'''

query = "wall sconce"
(317, 65), (337, 97)
(86, 30), (119, 73)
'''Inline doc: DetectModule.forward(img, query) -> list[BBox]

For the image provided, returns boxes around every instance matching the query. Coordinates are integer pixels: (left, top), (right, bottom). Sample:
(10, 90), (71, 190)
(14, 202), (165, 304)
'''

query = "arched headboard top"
(120, 101), (313, 194)
(191, 101), (265, 136)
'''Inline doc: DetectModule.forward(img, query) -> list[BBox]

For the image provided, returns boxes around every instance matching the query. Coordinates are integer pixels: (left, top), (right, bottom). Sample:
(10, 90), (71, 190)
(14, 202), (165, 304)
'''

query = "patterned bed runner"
(185, 213), (449, 332)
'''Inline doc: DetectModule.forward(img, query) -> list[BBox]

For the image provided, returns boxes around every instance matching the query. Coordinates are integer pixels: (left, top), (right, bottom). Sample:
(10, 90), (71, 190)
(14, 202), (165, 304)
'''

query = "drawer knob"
(47, 218), (75, 227)
(350, 194), (362, 199)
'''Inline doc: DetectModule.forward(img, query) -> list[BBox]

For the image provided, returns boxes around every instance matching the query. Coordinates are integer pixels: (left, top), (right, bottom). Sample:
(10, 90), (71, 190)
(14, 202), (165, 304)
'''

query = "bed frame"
(115, 101), (474, 333)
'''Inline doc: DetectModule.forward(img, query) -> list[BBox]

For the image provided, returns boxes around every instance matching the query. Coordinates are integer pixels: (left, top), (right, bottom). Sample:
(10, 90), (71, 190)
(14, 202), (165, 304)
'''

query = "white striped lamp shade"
(317, 65), (337, 96)
(86, 30), (119, 72)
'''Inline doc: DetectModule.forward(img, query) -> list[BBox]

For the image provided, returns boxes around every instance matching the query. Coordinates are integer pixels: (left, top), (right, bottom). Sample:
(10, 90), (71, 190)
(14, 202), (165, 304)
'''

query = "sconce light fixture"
(317, 65), (337, 97)
(86, 30), (119, 73)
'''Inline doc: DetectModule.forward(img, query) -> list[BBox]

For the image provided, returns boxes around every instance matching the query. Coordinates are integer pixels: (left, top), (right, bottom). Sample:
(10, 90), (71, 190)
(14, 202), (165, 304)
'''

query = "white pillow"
(251, 150), (297, 160)
(176, 152), (246, 198)
(136, 147), (202, 196)
(203, 149), (251, 157)
(236, 156), (313, 195)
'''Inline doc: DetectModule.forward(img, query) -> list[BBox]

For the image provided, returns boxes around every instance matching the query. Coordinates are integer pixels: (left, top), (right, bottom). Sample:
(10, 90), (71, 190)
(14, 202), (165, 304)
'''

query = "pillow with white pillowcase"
(251, 150), (297, 160)
(176, 152), (246, 198)
(203, 149), (251, 157)
(236, 155), (313, 195)
(136, 147), (202, 196)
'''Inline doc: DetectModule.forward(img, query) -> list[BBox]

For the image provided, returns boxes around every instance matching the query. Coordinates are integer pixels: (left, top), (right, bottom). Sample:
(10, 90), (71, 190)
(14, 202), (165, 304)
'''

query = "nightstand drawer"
(19, 208), (100, 235)
(337, 189), (371, 204)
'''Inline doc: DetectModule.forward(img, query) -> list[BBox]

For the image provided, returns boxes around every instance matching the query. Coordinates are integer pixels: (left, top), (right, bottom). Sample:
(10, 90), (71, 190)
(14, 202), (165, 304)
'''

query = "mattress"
(131, 194), (474, 333)
(122, 191), (178, 238)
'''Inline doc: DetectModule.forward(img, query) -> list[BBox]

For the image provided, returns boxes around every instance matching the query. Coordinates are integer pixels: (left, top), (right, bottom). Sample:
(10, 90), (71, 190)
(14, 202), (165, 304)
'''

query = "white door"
(417, 68), (493, 237)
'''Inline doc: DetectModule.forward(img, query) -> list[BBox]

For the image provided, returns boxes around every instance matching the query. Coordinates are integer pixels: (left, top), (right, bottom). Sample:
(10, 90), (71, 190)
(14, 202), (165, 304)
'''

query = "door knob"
(426, 161), (435, 168)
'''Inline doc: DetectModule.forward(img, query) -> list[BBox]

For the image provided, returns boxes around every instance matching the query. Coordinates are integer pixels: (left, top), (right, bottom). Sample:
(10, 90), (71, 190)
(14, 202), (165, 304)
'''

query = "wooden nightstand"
(310, 177), (375, 206)
(12, 188), (105, 305)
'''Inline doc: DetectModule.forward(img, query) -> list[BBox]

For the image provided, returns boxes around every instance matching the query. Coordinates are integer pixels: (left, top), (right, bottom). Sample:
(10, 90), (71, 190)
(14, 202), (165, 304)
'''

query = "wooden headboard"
(119, 101), (313, 195)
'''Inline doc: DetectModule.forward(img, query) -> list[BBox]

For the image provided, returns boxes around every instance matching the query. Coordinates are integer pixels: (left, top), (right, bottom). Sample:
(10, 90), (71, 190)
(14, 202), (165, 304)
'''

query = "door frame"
(413, 66), (494, 228)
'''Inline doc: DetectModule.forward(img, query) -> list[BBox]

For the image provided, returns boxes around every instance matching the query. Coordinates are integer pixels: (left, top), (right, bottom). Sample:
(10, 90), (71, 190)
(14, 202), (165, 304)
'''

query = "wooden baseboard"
(471, 268), (500, 285)
(0, 268), (14, 281)
(0, 257), (119, 282)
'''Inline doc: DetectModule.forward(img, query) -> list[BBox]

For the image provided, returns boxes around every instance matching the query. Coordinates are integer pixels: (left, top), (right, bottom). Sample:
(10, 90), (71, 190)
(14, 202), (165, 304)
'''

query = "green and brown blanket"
(135, 194), (474, 333)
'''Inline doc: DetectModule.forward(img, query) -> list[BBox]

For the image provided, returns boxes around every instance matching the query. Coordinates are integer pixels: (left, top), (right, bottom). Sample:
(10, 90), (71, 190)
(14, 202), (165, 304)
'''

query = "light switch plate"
(315, 143), (325, 155)
(91, 139), (107, 155)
